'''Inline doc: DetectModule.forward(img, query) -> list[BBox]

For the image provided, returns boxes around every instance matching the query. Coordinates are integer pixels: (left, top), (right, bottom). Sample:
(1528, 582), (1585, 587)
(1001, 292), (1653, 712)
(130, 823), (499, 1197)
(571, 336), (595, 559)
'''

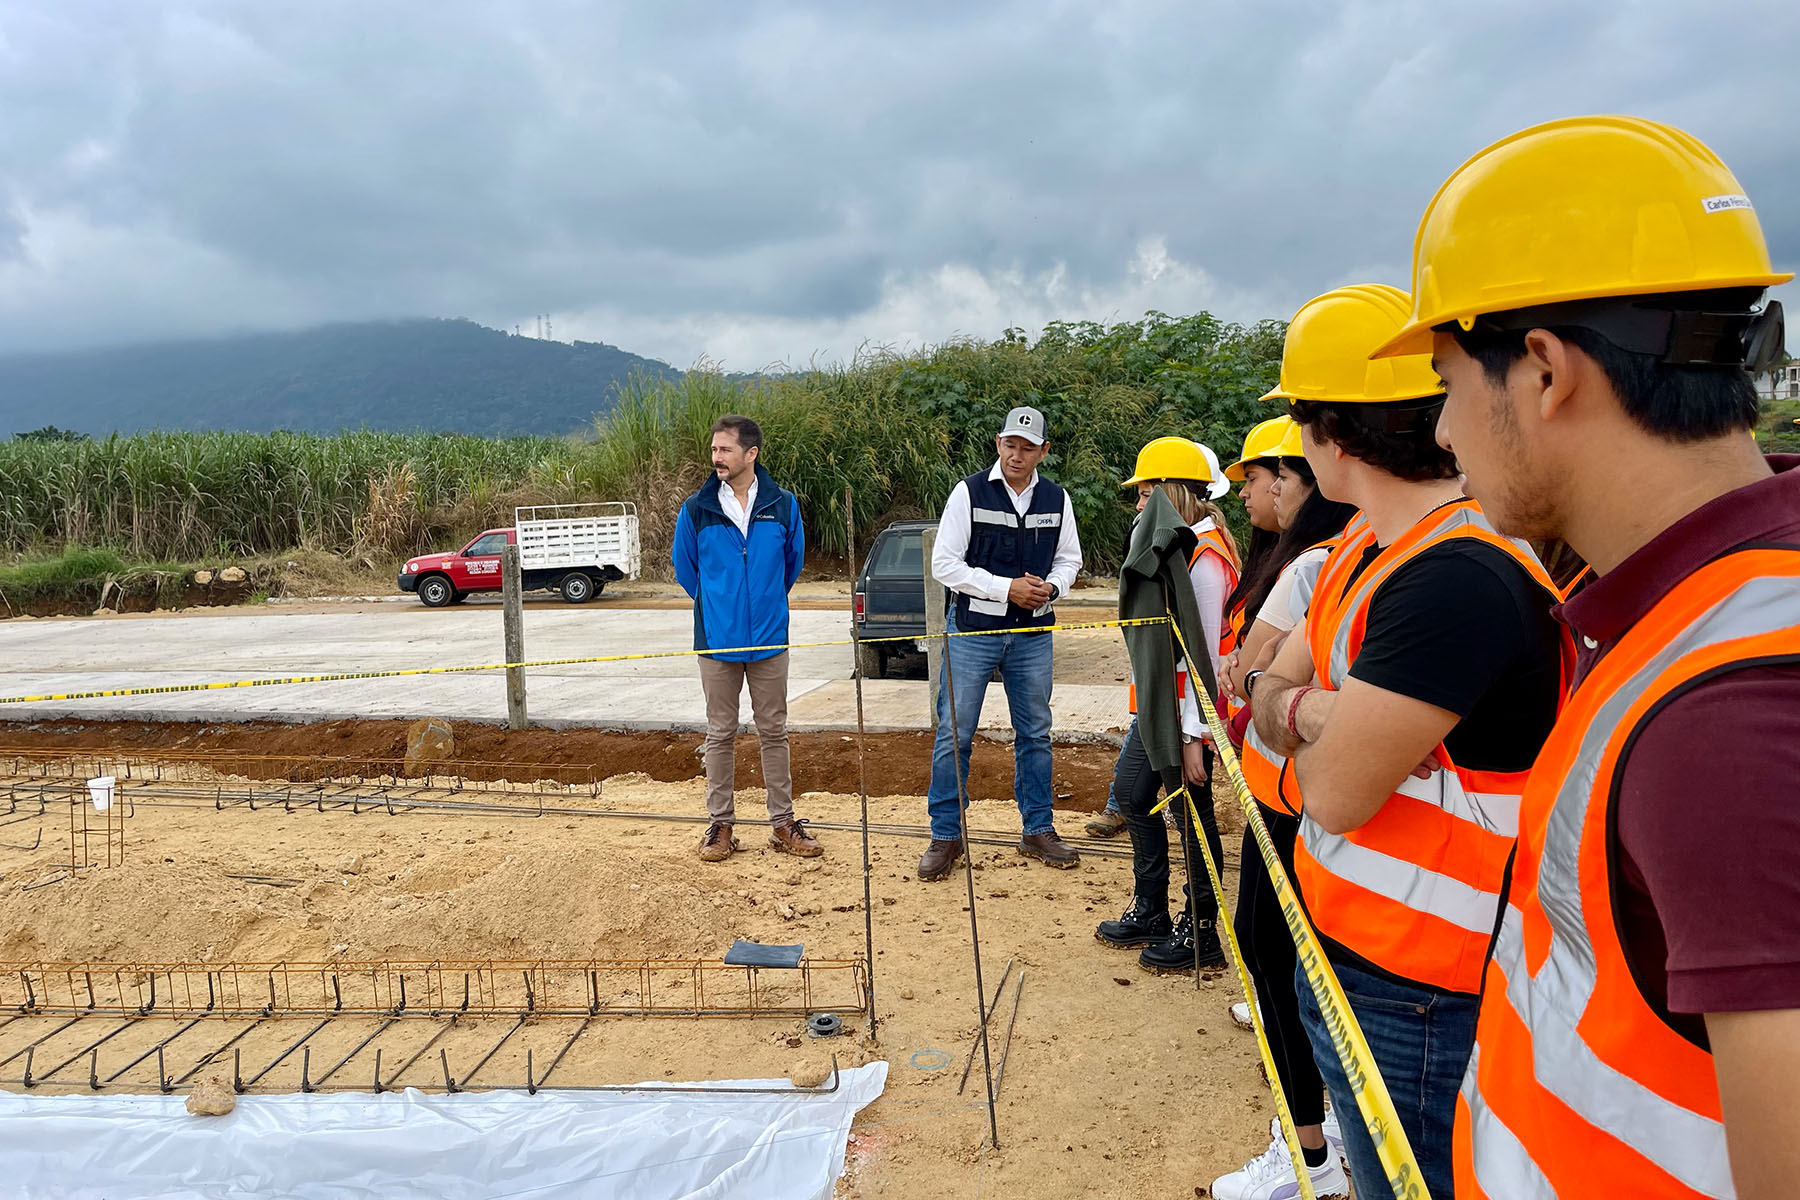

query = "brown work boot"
(698, 821), (739, 862)
(1019, 830), (1080, 869)
(1084, 809), (1127, 838)
(769, 818), (823, 857)
(917, 838), (965, 881)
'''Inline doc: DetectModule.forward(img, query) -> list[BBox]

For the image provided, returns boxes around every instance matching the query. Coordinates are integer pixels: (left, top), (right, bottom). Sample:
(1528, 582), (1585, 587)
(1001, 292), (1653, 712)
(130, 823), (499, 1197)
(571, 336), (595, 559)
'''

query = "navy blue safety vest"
(953, 470), (1066, 632)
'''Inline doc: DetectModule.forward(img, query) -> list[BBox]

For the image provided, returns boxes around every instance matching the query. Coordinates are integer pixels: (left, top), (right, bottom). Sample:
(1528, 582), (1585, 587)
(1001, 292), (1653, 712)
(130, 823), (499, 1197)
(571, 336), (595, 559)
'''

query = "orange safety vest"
(1222, 601), (1249, 722)
(1293, 499), (1567, 994)
(1236, 528), (1354, 813)
(1454, 546), (1800, 1199)
(1126, 526), (1239, 715)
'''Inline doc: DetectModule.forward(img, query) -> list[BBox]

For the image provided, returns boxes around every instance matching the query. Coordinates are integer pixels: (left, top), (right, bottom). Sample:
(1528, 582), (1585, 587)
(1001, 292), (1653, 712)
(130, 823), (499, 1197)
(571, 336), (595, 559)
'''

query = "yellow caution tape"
(1169, 777), (1318, 1200)
(0, 615), (1169, 706)
(1167, 614), (1427, 1200)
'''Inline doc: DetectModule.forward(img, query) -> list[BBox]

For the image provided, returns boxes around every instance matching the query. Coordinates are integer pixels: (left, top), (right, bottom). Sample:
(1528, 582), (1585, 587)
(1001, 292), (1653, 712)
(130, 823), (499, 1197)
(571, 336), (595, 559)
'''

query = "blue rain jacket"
(671, 463), (806, 662)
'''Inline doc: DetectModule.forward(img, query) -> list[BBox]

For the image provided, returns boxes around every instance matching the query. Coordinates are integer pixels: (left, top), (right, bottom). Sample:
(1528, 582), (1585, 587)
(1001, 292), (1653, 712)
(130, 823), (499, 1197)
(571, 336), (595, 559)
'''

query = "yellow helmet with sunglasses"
(1374, 115), (1789, 363)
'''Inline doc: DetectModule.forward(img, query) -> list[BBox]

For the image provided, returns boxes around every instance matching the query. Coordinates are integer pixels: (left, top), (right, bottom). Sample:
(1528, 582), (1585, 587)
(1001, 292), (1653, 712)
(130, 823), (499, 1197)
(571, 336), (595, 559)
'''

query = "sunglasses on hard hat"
(1451, 295), (1785, 375)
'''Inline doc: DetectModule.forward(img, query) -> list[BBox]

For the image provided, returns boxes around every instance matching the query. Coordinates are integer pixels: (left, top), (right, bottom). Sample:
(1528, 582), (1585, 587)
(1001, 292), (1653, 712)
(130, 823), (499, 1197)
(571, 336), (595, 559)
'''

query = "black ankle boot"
(1095, 896), (1172, 948)
(1138, 911), (1228, 973)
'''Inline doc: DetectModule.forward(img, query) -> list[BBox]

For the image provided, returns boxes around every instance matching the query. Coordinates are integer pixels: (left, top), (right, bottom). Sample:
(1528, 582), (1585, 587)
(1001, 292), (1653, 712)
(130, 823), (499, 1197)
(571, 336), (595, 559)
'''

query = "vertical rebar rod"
(843, 486), (878, 1039)
(940, 632), (1000, 1149)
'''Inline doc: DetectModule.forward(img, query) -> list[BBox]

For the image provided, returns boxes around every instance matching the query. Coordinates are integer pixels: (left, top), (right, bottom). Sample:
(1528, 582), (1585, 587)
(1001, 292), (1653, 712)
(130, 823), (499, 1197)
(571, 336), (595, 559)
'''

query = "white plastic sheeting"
(0, 1062), (887, 1200)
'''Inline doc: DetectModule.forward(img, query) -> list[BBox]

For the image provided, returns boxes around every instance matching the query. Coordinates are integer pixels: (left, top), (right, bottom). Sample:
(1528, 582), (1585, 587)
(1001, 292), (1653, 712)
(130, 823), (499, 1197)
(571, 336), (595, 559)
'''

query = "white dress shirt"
(719, 475), (758, 538)
(932, 461), (1083, 611)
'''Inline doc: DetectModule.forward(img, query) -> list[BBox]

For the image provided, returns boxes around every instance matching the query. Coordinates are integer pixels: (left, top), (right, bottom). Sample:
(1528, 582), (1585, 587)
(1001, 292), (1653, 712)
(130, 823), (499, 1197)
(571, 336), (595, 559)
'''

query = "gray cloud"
(1, 0), (1795, 367)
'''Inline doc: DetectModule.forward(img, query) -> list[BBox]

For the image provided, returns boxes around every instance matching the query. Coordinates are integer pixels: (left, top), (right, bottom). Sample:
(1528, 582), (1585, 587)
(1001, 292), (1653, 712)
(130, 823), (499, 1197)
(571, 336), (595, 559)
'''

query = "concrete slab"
(0, 606), (1130, 737)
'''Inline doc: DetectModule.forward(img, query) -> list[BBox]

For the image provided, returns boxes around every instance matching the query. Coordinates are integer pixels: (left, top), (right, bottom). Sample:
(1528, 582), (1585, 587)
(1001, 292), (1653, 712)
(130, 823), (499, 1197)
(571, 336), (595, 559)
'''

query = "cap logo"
(1018, 414), (1033, 426)
(1702, 193), (1753, 214)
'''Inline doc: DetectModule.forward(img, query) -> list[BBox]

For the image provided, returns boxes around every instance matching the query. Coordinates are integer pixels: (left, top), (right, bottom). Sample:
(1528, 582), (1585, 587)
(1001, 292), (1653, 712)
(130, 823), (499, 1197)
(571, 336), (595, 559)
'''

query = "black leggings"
(1234, 804), (1326, 1126)
(1113, 722), (1224, 921)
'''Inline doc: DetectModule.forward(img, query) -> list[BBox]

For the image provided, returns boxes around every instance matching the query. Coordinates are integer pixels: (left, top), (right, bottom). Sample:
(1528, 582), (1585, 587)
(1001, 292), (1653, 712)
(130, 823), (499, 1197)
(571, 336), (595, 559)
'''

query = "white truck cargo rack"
(515, 503), (642, 581)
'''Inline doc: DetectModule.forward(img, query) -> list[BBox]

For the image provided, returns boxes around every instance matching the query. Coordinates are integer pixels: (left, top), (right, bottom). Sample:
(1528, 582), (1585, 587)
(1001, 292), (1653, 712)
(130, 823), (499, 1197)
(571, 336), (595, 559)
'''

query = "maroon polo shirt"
(1557, 454), (1800, 1030)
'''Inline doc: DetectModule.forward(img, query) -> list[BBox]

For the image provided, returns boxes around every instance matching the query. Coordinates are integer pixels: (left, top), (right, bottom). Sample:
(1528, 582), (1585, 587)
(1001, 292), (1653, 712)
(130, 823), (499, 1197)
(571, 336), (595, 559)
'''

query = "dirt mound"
(2, 813), (732, 964)
(0, 718), (1123, 810)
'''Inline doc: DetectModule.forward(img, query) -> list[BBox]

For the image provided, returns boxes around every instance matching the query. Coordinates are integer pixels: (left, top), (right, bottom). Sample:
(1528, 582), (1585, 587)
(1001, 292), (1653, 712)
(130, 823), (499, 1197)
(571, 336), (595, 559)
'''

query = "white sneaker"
(1230, 1000), (1255, 1030)
(1210, 1129), (1350, 1200)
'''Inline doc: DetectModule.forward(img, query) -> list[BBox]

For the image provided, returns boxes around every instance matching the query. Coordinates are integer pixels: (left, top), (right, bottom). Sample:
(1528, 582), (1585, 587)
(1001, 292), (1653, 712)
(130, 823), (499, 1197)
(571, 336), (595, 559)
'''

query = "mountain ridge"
(0, 318), (680, 437)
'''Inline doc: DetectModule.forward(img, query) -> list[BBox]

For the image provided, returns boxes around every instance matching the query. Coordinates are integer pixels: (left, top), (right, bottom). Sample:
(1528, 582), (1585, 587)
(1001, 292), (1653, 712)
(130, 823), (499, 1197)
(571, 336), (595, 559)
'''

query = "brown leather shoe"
(917, 838), (965, 881)
(698, 821), (738, 862)
(769, 818), (823, 857)
(1018, 830), (1080, 869)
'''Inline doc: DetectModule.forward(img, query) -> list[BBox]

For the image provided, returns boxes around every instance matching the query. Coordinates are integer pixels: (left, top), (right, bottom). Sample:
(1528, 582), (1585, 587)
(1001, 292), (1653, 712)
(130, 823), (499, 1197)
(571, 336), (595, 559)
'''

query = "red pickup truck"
(398, 529), (517, 606)
(397, 505), (644, 607)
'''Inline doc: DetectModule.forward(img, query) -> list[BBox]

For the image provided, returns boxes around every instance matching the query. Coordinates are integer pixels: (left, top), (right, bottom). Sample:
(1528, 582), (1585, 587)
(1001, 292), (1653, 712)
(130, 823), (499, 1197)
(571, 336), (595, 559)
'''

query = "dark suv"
(852, 519), (937, 679)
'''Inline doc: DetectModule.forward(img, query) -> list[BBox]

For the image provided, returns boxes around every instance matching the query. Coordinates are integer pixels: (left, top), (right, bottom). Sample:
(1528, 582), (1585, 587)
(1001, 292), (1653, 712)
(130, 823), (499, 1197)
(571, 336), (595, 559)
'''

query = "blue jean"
(926, 614), (1054, 841)
(1294, 959), (1477, 1200)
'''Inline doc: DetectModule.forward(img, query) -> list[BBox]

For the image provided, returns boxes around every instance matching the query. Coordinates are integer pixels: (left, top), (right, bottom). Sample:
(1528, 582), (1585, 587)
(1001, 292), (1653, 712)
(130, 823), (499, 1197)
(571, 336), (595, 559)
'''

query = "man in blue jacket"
(673, 414), (820, 863)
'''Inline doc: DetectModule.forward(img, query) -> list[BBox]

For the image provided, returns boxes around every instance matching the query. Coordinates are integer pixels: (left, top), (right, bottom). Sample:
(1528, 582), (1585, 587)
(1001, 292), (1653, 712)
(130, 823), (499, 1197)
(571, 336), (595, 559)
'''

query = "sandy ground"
(0, 765), (1273, 1198)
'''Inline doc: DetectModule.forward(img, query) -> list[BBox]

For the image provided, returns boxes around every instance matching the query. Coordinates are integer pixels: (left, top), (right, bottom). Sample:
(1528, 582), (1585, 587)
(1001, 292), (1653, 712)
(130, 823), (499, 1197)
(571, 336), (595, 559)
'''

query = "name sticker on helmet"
(1702, 193), (1754, 213)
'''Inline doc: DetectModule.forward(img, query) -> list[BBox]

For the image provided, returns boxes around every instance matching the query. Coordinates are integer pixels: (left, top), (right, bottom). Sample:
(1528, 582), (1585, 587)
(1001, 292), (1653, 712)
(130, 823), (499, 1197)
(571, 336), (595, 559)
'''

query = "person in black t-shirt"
(1242, 284), (1566, 1200)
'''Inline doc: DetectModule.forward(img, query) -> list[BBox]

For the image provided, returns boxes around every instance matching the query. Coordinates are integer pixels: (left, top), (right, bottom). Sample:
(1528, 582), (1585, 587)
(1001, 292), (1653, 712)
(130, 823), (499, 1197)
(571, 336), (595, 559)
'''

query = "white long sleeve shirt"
(1178, 516), (1231, 740)
(932, 462), (1083, 610)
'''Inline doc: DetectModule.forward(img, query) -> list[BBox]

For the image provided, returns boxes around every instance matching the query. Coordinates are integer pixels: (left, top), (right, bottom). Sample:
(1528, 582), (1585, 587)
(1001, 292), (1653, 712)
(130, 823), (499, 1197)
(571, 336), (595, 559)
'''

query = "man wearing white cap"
(918, 406), (1084, 880)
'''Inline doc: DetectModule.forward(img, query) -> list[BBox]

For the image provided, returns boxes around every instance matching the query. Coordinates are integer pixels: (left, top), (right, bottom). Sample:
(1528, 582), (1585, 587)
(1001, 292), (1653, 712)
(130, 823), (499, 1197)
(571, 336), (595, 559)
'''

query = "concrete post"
(502, 544), (527, 730)
(922, 527), (945, 724)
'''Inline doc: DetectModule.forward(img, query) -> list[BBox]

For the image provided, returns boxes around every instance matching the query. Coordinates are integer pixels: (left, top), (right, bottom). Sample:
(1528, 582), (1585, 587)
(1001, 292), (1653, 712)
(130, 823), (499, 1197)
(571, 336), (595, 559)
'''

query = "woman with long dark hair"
(1210, 425), (1359, 1200)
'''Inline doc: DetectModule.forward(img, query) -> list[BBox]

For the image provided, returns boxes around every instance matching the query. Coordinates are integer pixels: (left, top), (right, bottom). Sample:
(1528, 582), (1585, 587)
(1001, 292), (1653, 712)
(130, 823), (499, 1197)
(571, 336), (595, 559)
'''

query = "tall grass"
(0, 430), (581, 561)
(0, 312), (1284, 573)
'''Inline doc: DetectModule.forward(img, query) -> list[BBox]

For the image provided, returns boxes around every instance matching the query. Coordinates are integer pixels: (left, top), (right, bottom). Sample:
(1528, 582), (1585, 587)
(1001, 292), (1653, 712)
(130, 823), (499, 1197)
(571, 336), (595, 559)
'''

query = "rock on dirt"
(403, 717), (455, 776)
(787, 1054), (833, 1088)
(186, 1068), (236, 1116)
(218, 567), (248, 583)
(193, 570), (215, 585)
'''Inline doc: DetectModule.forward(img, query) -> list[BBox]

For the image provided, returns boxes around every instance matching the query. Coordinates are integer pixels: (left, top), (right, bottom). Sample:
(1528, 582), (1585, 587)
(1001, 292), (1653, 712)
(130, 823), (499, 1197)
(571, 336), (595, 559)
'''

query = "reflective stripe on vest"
(1455, 549), (1800, 1199)
(1239, 719), (1296, 814)
(1294, 499), (1565, 993)
(1191, 528), (1242, 666)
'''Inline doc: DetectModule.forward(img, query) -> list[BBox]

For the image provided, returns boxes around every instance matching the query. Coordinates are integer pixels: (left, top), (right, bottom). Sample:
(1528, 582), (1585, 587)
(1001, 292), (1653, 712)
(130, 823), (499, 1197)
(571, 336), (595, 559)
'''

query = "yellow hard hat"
(1270, 418), (1306, 458)
(1224, 417), (1299, 480)
(1123, 436), (1213, 486)
(1260, 284), (1443, 404)
(1375, 115), (1792, 358)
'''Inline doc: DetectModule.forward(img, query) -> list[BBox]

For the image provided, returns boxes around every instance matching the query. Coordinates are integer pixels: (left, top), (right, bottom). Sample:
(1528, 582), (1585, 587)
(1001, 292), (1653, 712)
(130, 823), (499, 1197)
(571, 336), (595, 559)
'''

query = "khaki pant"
(697, 651), (793, 825)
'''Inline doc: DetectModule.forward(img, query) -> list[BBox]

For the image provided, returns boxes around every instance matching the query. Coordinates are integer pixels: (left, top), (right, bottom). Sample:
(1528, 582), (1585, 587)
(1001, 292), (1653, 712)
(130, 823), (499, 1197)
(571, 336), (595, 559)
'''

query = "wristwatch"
(1244, 669), (1265, 699)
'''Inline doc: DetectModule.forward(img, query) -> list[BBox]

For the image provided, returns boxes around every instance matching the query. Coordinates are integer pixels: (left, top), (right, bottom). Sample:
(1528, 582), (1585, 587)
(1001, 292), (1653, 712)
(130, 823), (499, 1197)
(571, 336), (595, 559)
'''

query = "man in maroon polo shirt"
(1384, 116), (1798, 1198)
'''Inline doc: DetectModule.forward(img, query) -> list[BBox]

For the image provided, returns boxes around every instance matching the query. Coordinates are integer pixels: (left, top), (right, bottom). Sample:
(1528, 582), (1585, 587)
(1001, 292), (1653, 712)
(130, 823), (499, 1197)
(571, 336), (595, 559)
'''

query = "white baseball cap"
(998, 406), (1047, 445)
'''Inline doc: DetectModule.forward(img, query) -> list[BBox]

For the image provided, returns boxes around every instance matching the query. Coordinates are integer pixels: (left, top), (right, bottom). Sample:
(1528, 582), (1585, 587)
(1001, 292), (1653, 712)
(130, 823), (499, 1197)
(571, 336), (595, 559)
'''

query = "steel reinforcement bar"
(2, 958), (870, 1020)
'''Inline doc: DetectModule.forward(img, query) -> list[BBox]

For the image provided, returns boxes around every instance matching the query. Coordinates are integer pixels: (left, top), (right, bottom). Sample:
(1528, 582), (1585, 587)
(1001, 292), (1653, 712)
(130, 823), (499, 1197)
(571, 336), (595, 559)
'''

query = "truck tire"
(559, 572), (596, 603)
(855, 642), (886, 680)
(418, 574), (455, 608)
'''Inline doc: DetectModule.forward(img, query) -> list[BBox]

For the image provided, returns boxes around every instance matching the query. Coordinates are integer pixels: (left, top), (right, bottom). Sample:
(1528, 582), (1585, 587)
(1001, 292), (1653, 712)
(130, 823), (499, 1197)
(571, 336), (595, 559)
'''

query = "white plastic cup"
(87, 775), (115, 812)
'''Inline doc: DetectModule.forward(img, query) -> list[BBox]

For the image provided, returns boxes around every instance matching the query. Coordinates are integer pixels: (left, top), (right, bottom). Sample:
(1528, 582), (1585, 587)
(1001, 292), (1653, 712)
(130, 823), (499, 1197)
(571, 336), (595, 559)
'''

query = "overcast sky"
(2, 1), (1796, 370)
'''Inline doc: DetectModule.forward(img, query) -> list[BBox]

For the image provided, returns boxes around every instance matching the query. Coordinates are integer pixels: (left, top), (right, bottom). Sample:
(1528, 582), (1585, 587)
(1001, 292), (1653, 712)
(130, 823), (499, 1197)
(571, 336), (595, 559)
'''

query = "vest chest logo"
(1024, 512), (1061, 529)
